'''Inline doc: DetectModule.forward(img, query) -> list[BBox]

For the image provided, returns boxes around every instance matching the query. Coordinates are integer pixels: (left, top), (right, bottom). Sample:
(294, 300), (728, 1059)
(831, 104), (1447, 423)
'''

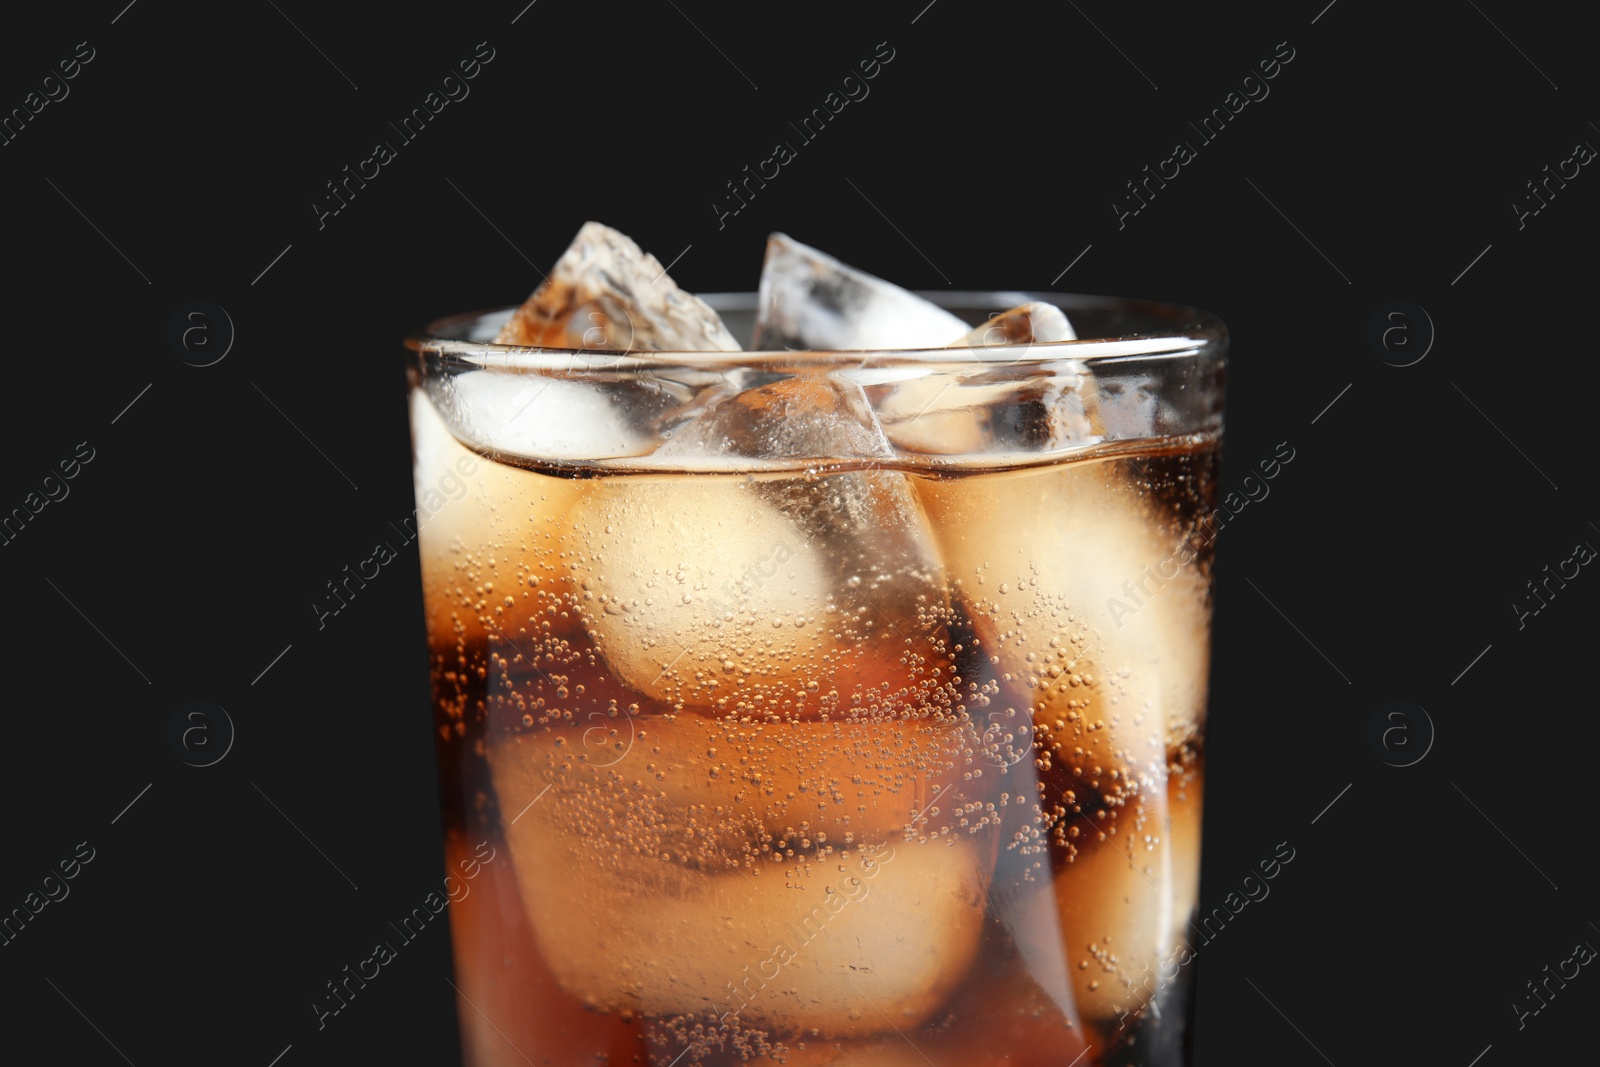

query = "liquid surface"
(414, 389), (1217, 1067)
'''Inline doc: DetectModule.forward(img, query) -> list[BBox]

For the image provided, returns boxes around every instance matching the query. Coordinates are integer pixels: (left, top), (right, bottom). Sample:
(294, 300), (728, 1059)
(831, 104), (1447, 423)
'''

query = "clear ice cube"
(914, 461), (1208, 806)
(496, 221), (740, 352)
(566, 377), (954, 711)
(950, 301), (1075, 346)
(488, 727), (988, 1035)
(626, 710), (979, 846)
(871, 359), (1101, 457)
(753, 233), (969, 350)
(658, 375), (893, 463)
(1050, 796), (1174, 1023)
(431, 370), (654, 461)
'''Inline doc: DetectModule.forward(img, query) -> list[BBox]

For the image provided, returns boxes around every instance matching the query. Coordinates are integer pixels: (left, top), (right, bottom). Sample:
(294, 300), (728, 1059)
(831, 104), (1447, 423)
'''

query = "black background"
(2, 1), (1595, 1064)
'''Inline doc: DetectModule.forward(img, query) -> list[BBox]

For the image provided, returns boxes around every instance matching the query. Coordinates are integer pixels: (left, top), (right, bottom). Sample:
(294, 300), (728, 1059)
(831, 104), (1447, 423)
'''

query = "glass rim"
(404, 290), (1227, 372)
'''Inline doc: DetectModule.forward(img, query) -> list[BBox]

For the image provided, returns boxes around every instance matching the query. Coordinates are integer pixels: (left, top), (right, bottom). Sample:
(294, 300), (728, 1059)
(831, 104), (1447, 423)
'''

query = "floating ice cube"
(950, 302), (1075, 347)
(985, 847), (1083, 1030)
(443, 832), (647, 1067)
(632, 712), (981, 846)
(870, 359), (1101, 458)
(658, 375), (893, 463)
(986, 792), (1174, 1029)
(1166, 765), (1203, 951)
(564, 379), (954, 711)
(1050, 791), (1173, 1024)
(753, 233), (969, 351)
(930, 919), (1095, 1067)
(915, 460), (1210, 805)
(489, 726), (989, 1034)
(430, 367), (659, 461)
(495, 221), (740, 351)
(410, 388), (586, 650)
(871, 304), (1088, 457)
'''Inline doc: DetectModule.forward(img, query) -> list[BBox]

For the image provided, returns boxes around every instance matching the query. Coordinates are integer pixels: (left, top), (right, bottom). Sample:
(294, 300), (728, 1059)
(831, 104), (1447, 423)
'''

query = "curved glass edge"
(403, 292), (1227, 471)
(403, 291), (1228, 373)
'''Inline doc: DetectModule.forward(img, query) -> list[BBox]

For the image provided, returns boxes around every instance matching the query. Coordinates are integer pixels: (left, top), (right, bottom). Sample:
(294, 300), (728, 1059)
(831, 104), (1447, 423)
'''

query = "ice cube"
(410, 388), (586, 652)
(753, 233), (969, 351)
(928, 925), (1094, 1067)
(495, 221), (740, 351)
(658, 375), (892, 463)
(984, 839), (1084, 1031)
(870, 359), (1101, 458)
(429, 367), (661, 461)
(914, 460), (1210, 806)
(563, 381), (954, 712)
(949, 302), (1076, 347)
(628, 711), (986, 847)
(489, 725), (989, 1034)
(1050, 790), (1173, 1024)
(872, 303), (1089, 457)
(443, 832), (647, 1067)
(1166, 763), (1203, 951)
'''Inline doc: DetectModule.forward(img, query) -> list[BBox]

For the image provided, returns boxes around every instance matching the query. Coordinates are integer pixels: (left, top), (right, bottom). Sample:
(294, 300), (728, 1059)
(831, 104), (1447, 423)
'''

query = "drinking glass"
(405, 292), (1226, 1067)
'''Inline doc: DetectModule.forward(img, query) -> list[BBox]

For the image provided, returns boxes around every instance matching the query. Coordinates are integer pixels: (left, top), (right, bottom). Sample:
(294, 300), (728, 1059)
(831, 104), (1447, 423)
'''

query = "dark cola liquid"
(417, 392), (1217, 1067)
